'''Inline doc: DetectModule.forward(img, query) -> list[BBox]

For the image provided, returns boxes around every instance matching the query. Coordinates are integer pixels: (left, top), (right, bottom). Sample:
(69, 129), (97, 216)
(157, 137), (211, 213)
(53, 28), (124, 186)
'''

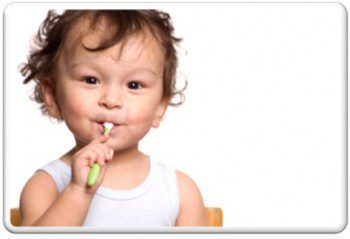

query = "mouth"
(96, 121), (121, 134)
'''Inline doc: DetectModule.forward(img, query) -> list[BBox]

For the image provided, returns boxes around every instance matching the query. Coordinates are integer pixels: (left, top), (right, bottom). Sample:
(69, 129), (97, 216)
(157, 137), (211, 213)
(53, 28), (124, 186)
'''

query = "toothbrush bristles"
(103, 122), (113, 130)
(103, 122), (113, 135)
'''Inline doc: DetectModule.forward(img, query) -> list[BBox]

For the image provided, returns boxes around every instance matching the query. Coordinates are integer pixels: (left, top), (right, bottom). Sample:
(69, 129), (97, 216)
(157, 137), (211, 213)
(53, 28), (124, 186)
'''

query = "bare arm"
(19, 135), (113, 226)
(20, 171), (93, 226)
(175, 171), (206, 226)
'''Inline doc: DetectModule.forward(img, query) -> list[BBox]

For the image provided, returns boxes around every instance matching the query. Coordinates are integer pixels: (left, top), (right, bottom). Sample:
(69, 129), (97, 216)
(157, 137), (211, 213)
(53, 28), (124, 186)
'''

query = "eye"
(82, 76), (99, 85)
(127, 81), (143, 90)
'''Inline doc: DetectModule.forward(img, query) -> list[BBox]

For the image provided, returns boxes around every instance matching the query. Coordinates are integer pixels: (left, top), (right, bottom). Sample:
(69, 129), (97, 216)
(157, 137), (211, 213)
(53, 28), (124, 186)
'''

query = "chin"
(108, 139), (138, 152)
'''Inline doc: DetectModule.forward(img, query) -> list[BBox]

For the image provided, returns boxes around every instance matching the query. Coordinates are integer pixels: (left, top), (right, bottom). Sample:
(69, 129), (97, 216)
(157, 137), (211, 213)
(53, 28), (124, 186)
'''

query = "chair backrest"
(11, 207), (223, 227)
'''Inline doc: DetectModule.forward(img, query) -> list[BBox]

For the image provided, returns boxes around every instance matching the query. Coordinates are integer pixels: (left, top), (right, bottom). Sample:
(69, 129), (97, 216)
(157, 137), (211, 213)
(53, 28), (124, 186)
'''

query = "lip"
(96, 119), (122, 125)
(96, 121), (122, 135)
(108, 124), (122, 134)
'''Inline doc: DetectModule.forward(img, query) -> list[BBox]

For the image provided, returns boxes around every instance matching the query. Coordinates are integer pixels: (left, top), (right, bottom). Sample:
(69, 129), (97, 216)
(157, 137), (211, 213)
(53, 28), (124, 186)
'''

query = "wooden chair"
(204, 207), (223, 226)
(11, 207), (223, 227)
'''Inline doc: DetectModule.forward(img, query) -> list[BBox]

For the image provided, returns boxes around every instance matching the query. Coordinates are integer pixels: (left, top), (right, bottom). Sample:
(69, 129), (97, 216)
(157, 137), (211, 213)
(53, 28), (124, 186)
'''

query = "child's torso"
(38, 157), (179, 227)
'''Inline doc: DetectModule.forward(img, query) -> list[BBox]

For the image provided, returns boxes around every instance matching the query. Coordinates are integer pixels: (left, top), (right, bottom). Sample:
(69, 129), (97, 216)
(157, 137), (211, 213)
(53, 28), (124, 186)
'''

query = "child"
(19, 10), (206, 227)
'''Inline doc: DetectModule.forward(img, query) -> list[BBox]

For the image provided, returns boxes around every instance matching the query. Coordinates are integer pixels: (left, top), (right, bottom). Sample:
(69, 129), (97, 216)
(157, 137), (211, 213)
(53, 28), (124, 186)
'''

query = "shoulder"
(175, 170), (206, 226)
(21, 170), (59, 199)
(175, 170), (201, 196)
(19, 170), (59, 225)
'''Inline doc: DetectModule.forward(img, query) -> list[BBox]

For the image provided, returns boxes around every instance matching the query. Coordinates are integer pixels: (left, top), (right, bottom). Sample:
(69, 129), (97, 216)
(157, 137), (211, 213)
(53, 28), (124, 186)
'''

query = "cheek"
(56, 86), (91, 120)
(127, 103), (157, 125)
(65, 103), (87, 118)
(60, 102), (88, 134)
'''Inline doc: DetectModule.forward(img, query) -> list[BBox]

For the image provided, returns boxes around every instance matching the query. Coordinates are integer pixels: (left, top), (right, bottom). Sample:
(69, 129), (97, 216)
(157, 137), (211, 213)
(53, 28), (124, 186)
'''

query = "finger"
(91, 143), (111, 163)
(89, 146), (106, 167)
(108, 149), (114, 160)
(96, 164), (108, 185)
(97, 143), (114, 161)
(92, 134), (110, 144)
(79, 149), (98, 167)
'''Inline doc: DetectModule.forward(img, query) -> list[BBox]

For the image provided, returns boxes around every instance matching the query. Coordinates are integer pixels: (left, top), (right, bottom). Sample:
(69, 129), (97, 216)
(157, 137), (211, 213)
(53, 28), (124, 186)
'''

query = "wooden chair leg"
(10, 208), (21, 226)
(205, 207), (223, 226)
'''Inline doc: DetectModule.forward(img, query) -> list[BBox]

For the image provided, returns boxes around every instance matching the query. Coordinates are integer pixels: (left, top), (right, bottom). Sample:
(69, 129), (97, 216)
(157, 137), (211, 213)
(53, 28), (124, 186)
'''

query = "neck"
(108, 144), (145, 168)
(66, 142), (145, 169)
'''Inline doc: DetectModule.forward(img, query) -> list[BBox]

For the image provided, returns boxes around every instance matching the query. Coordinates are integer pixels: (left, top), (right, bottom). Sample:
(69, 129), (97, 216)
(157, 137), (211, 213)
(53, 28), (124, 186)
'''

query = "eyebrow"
(132, 66), (158, 77)
(69, 62), (159, 77)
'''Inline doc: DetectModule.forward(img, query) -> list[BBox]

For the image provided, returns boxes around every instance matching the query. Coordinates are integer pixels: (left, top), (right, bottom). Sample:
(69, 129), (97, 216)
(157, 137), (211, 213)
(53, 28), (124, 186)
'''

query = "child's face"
(44, 21), (168, 150)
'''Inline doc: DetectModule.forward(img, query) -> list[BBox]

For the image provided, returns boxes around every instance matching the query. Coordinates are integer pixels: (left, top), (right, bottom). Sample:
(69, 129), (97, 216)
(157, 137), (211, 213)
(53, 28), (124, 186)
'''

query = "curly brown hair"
(19, 10), (187, 120)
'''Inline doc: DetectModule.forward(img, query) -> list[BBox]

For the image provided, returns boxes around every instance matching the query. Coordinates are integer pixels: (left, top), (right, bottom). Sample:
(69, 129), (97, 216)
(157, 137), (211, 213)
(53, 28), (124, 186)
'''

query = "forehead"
(60, 15), (165, 74)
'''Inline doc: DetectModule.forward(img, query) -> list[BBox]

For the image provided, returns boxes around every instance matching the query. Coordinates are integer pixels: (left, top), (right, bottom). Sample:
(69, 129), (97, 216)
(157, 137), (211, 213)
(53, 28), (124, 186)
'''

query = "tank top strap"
(37, 159), (71, 193)
(157, 161), (180, 224)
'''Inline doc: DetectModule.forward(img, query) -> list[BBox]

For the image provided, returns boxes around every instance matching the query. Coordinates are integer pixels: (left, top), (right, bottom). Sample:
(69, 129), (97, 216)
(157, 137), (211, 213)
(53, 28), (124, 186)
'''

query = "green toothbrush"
(87, 122), (113, 186)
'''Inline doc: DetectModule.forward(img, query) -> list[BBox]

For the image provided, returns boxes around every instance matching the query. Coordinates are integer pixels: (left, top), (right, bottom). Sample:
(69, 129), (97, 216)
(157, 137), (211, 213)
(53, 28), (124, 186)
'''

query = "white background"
(1, 0), (348, 238)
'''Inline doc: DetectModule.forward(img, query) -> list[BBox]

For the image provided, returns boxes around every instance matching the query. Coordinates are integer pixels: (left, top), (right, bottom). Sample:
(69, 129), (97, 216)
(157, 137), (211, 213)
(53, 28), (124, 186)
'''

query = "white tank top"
(38, 157), (180, 227)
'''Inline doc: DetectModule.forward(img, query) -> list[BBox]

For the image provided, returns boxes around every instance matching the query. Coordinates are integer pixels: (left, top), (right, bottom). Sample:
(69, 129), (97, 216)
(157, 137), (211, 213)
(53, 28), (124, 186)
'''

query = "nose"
(99, 85), (123, 109)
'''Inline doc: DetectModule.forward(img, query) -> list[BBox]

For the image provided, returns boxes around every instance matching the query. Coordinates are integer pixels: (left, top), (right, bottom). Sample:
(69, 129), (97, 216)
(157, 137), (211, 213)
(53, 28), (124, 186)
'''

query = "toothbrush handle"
(87, 163), (101, 186)
(87, 142), (106, 187)
(87, 128), (110, 186)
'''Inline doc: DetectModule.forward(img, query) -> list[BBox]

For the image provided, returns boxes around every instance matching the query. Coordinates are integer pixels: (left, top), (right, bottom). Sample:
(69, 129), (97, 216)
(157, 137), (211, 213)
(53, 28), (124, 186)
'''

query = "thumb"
(92, 134), (110, 144)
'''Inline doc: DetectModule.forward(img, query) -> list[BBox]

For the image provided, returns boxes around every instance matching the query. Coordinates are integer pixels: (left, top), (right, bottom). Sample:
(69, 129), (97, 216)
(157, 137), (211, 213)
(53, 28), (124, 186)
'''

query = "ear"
(152, 98), (169, 128)
(40, 80), (62, 119)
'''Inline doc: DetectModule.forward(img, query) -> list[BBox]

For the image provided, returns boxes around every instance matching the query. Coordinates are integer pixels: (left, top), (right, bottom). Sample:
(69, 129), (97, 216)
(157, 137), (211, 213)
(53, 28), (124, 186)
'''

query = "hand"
(70, 135), (114, 195)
